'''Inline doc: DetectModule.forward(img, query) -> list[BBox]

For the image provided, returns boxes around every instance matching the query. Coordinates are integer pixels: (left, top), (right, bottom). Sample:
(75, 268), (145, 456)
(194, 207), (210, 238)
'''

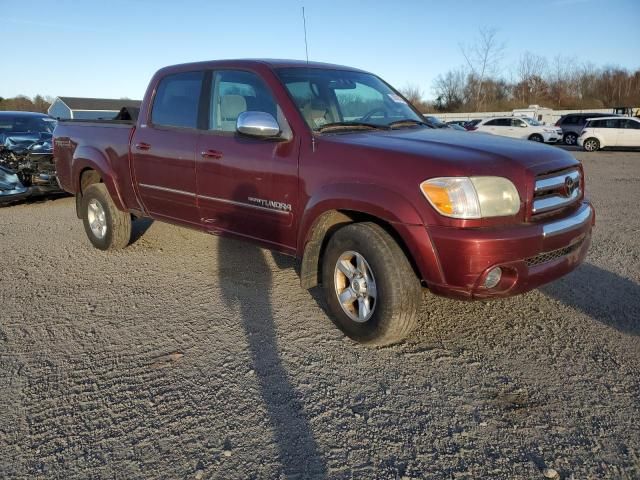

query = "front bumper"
(409, 202), (594, 300)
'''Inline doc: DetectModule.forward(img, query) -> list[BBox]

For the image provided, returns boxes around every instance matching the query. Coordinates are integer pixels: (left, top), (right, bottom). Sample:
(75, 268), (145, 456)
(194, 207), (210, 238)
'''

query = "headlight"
(420, 177), (521, 219)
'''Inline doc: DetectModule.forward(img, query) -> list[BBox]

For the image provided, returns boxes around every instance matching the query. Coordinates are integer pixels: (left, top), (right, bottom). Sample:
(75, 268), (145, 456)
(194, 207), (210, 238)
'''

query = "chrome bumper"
(542, 203), (593, 237)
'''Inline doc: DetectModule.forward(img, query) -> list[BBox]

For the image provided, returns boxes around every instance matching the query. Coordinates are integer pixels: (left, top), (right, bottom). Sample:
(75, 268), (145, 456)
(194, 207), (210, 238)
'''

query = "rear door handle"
(135, 142), (151, 151)
(201, 149), (223, 160)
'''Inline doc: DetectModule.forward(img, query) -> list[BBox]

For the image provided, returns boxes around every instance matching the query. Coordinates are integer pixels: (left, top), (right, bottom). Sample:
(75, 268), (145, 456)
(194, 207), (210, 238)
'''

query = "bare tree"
(399, 84), (429, 111)
(432, 69), (466, 111)
(460, 27), (505, 111)
(515, 51), (548, 105)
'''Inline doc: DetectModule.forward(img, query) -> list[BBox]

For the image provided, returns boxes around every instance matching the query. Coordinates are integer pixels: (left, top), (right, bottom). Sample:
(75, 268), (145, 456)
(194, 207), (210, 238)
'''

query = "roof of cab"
(156, 58), (367, 74)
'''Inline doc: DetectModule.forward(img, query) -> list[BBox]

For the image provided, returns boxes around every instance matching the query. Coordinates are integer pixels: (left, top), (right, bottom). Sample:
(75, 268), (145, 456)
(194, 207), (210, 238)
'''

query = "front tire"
(583, 138), (600, 152)
(564, 132), (578, 145)
(81, 183), (131, 250)
(321, 222), (422, 346)
(528, 134), (543, 142)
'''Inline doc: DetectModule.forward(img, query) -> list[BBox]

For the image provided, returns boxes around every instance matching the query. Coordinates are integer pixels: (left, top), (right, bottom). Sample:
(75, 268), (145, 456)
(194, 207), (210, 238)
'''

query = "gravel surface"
(1, 150), (639, 479)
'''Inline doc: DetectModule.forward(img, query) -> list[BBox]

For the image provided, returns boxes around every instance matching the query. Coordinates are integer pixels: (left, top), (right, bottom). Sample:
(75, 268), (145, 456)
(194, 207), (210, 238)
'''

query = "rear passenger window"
(151, 71), (203, 129)
(625, 119), (640, 129)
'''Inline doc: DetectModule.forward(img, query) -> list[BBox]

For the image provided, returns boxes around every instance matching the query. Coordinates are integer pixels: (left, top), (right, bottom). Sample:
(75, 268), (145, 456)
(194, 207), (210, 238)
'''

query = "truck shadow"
(540, 263), (640, 336)
(216, 236), (327, 478)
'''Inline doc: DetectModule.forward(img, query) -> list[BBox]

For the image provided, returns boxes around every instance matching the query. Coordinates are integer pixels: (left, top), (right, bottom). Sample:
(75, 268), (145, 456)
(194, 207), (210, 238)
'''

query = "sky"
(2, 0), (639, 101)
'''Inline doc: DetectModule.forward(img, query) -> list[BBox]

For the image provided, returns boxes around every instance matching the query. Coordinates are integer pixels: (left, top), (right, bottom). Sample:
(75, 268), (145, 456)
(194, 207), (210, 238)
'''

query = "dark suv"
(556, 113), (617, 145)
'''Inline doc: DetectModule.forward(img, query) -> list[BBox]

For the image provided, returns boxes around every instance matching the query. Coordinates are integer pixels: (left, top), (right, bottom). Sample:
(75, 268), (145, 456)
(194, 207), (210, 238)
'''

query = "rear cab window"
(151, 71), (204, 129)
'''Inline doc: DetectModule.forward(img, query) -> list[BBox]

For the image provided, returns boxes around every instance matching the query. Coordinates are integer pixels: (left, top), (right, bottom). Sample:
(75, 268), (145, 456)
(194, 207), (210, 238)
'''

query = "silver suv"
(556, 113), (618, 145)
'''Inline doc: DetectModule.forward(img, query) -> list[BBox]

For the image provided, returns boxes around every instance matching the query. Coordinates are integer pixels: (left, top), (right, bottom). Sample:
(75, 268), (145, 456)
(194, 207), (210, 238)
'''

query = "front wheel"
(564, 132), (578, 145)
(81, 183), (131, 250)
(583, 138), (600, 152)
(321, 222), (422, 346)
(528, 134), (544, 142)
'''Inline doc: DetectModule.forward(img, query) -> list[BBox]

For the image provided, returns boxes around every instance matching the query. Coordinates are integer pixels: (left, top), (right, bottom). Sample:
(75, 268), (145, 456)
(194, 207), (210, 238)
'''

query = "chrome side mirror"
(236, 111), (281, 138)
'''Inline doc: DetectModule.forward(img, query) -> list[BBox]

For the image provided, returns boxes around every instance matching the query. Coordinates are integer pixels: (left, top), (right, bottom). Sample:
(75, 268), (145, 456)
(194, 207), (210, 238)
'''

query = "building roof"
(57, 97), (142, 111)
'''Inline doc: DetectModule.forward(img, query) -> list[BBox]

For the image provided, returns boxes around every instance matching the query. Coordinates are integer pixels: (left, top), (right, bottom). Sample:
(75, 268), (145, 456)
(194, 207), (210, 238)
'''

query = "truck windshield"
(276, 68), (424, 131)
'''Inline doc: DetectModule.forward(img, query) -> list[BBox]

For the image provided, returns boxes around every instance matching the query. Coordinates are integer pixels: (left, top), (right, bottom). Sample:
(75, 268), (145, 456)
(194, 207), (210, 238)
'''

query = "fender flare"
(71, 145), (126, 211)
(298, 183), (434, 289)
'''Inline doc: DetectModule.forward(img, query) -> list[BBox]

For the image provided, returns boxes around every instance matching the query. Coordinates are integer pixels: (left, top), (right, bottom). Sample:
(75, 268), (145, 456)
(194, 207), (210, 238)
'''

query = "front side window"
(276, 68), (423, 131)
(151, 71), (203, 129)
(209, 70), (278, 132)
(512, 118), (525, 127)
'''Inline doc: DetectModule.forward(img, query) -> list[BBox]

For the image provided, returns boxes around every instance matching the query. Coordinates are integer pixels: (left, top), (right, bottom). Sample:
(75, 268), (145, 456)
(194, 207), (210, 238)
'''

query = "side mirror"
(236, 111), (281, 138)
(520, 123), (528, 128)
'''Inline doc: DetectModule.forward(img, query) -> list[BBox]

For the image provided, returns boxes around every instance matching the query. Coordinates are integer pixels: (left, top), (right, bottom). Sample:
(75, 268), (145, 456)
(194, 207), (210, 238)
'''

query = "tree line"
(401, 27), (640, 114)
(0, 95), (53, 113)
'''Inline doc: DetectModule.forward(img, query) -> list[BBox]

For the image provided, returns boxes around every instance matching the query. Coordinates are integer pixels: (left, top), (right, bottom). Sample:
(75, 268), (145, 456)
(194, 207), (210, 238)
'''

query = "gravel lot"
(1, 149), (639, 479)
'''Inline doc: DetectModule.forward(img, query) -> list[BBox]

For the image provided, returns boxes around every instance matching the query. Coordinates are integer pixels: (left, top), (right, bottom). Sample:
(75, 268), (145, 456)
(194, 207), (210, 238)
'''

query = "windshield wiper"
(316, 122), (390, 133)
(388, 119), (427, 129)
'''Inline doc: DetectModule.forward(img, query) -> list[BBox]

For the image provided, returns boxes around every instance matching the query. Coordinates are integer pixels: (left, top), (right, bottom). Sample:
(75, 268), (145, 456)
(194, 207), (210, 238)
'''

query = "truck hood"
(320, 127), (578, 175)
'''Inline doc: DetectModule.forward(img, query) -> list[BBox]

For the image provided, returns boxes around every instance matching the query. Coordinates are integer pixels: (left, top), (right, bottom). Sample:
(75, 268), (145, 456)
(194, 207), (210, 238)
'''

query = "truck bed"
(53, 121), (137, 209)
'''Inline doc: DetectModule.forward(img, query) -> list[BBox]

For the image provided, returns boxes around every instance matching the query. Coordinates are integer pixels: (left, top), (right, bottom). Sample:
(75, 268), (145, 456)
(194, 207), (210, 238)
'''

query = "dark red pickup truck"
(53, 59), (594, 345)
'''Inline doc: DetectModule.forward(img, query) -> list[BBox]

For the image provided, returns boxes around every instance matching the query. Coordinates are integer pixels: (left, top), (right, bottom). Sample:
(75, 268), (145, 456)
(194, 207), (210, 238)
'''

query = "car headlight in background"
(420, 176), (521, 219)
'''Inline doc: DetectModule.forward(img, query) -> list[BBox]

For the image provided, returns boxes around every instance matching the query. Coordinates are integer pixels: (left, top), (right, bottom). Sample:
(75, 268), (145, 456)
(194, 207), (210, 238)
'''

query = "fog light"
(484, 267), (502, 289)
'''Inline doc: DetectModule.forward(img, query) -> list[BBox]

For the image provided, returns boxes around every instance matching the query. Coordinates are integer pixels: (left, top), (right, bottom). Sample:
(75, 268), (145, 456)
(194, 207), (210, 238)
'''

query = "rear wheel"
(564, 132), (578, 145)
(583, 138), (600, 152)
(81, 183), (131, 250)
(321, 222), (422, 346)
(528, 134), (543, 142)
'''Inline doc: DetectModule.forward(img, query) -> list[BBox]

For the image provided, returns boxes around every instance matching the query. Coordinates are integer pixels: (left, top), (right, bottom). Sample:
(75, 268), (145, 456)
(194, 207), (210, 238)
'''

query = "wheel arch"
(298, 183), (435, 290)
(71, 146), (125, 215)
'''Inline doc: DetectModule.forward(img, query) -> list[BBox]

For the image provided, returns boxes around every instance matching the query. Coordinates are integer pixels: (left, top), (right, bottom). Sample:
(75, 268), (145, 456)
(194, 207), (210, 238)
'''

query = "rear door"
(195, 69), (299, 253)
(131, 71), (204, 225)
(481, 118), (511, 136)
(618, 119), (640, 147)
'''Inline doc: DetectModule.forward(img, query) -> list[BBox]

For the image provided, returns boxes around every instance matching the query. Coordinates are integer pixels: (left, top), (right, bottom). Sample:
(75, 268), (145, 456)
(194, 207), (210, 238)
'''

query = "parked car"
(0, 111), (60, 204)
(423, 116), (448, 128)
(578, 116), (640, 151)
(464, 119), (482, 130)
(555, 112), (618, 145)
(53, 59), (593, 346)
(472, 116), (562, 143)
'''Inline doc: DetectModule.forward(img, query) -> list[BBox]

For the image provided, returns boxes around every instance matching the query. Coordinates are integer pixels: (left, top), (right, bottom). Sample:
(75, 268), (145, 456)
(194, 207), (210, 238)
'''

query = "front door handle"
(201, 149), (223, 160)
(135, 142), (151, 151)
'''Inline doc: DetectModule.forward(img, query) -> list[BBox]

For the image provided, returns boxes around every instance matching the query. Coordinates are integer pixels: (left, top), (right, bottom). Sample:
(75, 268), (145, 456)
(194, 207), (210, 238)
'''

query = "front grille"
(525, 237), (584, 267)
(532, 168), (581, 217)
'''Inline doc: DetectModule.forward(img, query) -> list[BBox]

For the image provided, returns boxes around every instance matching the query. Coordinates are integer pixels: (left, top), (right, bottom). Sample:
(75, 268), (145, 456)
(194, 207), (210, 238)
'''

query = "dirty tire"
(528, 134), (544, 142)
(81, 183), (131, 250)
(583, 138), (600, 152)
(322, 222), (421, 346)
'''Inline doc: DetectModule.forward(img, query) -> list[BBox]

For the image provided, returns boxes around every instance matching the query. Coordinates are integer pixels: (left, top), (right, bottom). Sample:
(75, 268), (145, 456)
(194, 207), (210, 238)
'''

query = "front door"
(196, 69), (299, 253)
(131, 71), (204, 225)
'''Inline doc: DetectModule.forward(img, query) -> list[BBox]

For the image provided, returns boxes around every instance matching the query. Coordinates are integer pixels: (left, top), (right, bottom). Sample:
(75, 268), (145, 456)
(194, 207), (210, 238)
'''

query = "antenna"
(302, 7), (309, 64)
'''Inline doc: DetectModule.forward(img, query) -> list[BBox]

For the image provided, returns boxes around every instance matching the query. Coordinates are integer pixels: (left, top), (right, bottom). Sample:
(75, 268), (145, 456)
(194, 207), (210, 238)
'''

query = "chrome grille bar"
(535, 169), (580, 193)
(532, 189), (580, 214)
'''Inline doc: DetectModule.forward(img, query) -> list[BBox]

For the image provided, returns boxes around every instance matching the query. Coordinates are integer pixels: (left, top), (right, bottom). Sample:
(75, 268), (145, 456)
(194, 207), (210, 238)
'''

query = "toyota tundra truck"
(53, 59), (594, 346)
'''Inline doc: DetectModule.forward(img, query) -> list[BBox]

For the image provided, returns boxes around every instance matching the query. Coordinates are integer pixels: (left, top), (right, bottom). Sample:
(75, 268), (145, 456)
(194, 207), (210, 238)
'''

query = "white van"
(578, 117), (640, 151)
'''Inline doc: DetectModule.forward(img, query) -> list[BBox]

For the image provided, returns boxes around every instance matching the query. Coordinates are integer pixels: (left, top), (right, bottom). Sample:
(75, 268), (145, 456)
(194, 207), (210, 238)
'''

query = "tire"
(583, 138), (600, 152)
(564, 132), (578, 145)
(321, 222), (422, 346)
(528, 134), (543, 142)
(81, 183), (131, 250)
